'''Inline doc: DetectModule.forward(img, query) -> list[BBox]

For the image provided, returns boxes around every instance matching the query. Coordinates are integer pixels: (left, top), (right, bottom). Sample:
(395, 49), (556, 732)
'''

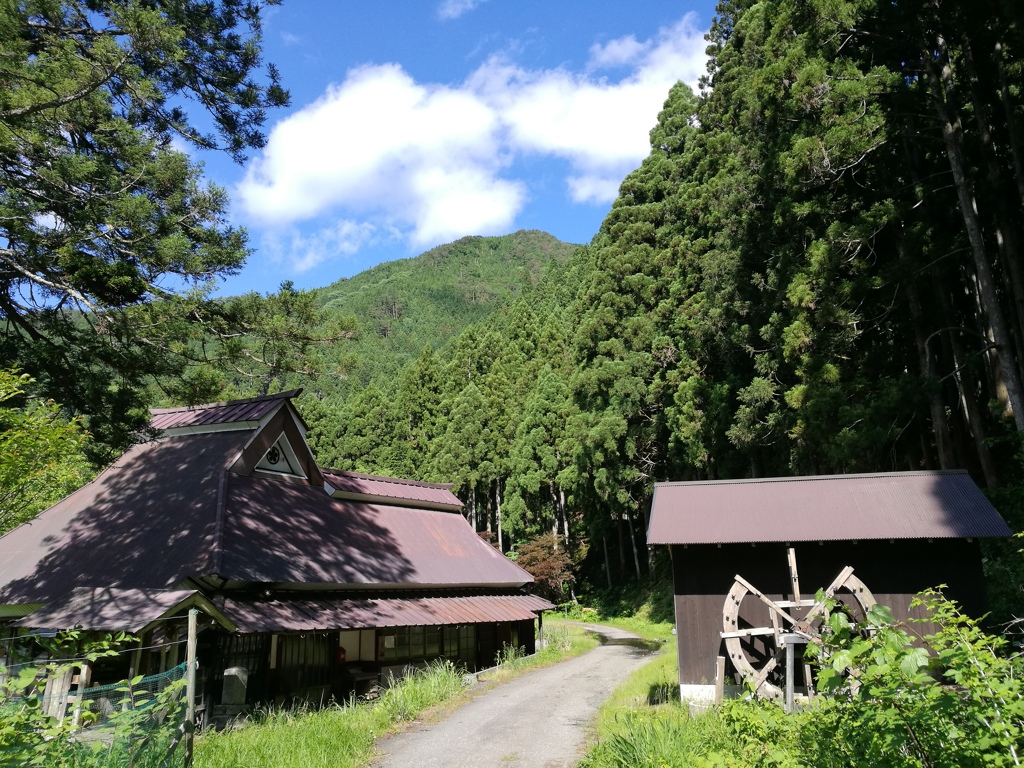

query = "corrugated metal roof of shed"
(149, 389), (301, 430)
(648, 470), (1011, 545)
(221, 594), (554, 633)
(321, 469), (462, 510)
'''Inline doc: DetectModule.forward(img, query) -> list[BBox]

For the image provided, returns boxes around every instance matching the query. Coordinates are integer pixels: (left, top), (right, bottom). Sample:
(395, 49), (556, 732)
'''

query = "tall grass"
(195, 659), (464, 768)
(582, 708), (733, 768)
(478, 621), (601, 685)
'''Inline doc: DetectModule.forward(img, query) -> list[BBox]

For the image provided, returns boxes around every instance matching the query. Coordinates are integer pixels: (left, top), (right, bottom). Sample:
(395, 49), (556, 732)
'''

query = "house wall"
(669, 539), (988, 685)
(205, 617), (541, 709)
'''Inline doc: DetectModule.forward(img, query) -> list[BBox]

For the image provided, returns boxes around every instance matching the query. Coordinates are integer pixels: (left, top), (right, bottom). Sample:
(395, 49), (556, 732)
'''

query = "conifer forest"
(4, 0), (1024, 615)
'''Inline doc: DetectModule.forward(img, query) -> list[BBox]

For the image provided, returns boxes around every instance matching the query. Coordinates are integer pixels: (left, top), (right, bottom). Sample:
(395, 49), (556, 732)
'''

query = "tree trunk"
(549, 483), (560, 551)
(625, 510), (642, 581)
(996, 40), (1024, 210)
(961, 34), (1024, 383)
(936, 290), (1000, 488)
(558, 486), (569, 549)
(907, 276), (956, 468)
(924, 32), (1024, 432)
(603, 534), (612, 589)
(617, 514), (627, 578)
(496, 479), (504, 552)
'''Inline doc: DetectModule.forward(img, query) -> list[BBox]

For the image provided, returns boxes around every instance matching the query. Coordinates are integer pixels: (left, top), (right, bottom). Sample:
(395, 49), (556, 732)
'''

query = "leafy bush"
(0, 630), (188, 768)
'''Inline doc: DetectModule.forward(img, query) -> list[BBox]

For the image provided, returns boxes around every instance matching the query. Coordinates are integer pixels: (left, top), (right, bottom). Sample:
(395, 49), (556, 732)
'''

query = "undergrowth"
(583, 591), (1024, 768)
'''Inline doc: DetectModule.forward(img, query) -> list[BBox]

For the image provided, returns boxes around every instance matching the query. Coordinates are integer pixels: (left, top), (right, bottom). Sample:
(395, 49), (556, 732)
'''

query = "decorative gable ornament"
(255, 435), (304, 478)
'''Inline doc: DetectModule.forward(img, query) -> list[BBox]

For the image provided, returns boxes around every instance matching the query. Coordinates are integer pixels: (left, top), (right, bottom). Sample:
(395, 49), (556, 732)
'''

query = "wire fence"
(2, 652), (193, 767)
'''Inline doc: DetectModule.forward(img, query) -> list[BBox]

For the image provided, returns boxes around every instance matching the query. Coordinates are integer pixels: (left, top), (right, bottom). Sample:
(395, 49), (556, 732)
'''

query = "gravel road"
(372, 624), (658, 768)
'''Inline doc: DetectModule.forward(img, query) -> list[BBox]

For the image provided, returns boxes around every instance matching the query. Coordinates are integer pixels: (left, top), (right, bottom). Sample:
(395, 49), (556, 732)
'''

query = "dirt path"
(372, 624), (658, 768)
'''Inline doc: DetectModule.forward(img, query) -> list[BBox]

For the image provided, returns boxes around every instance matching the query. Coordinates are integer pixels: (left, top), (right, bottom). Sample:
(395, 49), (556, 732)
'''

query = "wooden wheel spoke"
(805, 566), (855, 621)
(734, 575), (798, 627)
(749, 655), (778, 693)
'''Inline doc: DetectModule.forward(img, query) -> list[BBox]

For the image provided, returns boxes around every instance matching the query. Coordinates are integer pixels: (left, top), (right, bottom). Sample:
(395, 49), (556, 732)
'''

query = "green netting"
(74, 662), (187, 727)
(3, 662), (191, 767)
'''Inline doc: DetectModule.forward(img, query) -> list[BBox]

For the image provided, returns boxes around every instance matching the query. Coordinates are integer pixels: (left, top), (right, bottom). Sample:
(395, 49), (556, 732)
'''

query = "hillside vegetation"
(308, 230), (577, 393)
(306, 0), (1024, 619)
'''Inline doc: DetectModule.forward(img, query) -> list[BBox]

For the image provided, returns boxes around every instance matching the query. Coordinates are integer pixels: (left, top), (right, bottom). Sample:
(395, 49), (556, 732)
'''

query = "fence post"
(184, 609), (197, 767)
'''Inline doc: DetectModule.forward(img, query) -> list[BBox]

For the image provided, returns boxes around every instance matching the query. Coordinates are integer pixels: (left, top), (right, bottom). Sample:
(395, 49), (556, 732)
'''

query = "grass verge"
(195, 659), (464, 768)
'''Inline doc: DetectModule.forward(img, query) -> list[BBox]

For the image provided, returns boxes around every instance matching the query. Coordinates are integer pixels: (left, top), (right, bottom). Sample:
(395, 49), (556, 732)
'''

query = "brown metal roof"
(221, 594), (554, 633)
(0, 430), (251, 605)
(321, 469), (462, 511)
(220, 473), (534, 588)
(648, 470), (1012, 545)
(149, 390), (301, 431)
(0, 431), (534, 609)
(13, 588), (197, 633)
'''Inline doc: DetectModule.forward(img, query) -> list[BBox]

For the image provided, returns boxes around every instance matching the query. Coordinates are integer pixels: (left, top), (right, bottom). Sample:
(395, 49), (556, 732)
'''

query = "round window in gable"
(267, 446), (281, 465)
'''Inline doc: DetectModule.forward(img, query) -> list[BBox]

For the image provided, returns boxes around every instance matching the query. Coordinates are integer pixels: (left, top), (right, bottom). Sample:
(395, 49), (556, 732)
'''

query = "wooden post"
(715, 655), (725, 705)
(784, 636), (795, 714)
(184, 609), (197, 768)
(71, 661), (93, 728)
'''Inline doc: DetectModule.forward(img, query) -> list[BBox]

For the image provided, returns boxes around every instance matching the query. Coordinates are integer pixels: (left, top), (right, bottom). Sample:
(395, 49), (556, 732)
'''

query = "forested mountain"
(303, 230), (578, 397)
(308, 0), (1024, 606)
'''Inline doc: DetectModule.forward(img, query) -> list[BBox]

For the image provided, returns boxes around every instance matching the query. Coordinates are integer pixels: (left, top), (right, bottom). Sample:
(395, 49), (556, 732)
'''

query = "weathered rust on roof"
(0, 430), (250, 605)
(13, 588), (197, 633)
(321, 468), (462, 511)
(648, 470), (1012, 545)
(221, 473), (532, 587)
(149, 389), (302, 431)
(0, 431), (534, 611)
(221, 594), (554, 633)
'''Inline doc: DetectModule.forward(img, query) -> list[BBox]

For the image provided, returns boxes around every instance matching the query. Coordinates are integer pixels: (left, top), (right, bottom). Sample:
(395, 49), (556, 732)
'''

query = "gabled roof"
(322, 469), (463, 511)
(221, 474), (528, 587)
(648, 470), (1012, 545)
(149, 390), (303, 433)
(0, 392), (534, 609)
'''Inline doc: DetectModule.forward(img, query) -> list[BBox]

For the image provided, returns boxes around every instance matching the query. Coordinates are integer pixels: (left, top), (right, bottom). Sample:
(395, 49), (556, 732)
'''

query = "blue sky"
(202, 0), (718, 295)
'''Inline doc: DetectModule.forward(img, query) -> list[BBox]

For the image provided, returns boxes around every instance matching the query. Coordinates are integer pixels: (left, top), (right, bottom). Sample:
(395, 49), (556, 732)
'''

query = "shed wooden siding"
(670, 540), (987, 685)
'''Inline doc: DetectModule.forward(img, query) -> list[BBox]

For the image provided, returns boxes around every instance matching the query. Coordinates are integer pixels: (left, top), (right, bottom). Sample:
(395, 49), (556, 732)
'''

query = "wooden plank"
(734, 575), (797, 627)
(775, 600), (817, 608)
(721, 627), (776, 639)
(787, 547), (802, 605)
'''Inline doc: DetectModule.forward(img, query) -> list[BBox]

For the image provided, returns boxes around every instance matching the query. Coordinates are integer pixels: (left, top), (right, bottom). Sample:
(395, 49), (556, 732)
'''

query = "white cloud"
(281, 31), (300, 45)
(567, 175), (622, 204)
(588, 35), (648, 69)
(237, 13), (709, 269)
(438, 0), (487, 20)
(263, 220), (378, 273)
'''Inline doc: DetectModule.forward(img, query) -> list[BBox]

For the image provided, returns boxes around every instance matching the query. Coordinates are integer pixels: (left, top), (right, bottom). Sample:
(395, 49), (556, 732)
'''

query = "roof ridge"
(149, 389), (303, 416)
(655, 470), (968, 488)
(321, 468), (455, 490)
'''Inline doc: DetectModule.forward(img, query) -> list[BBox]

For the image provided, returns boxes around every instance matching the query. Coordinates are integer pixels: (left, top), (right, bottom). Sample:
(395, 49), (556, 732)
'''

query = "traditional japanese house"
(647, 471), (1012, 701)
(0, 391), (551, 717)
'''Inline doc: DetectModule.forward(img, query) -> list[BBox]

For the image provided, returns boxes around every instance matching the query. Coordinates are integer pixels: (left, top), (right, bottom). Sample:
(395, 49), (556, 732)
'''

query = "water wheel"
(721, 547), (875, 700)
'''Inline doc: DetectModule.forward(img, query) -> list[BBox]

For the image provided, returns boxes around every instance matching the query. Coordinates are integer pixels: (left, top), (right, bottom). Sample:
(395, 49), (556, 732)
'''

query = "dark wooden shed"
(647, 471), (1012, 701)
